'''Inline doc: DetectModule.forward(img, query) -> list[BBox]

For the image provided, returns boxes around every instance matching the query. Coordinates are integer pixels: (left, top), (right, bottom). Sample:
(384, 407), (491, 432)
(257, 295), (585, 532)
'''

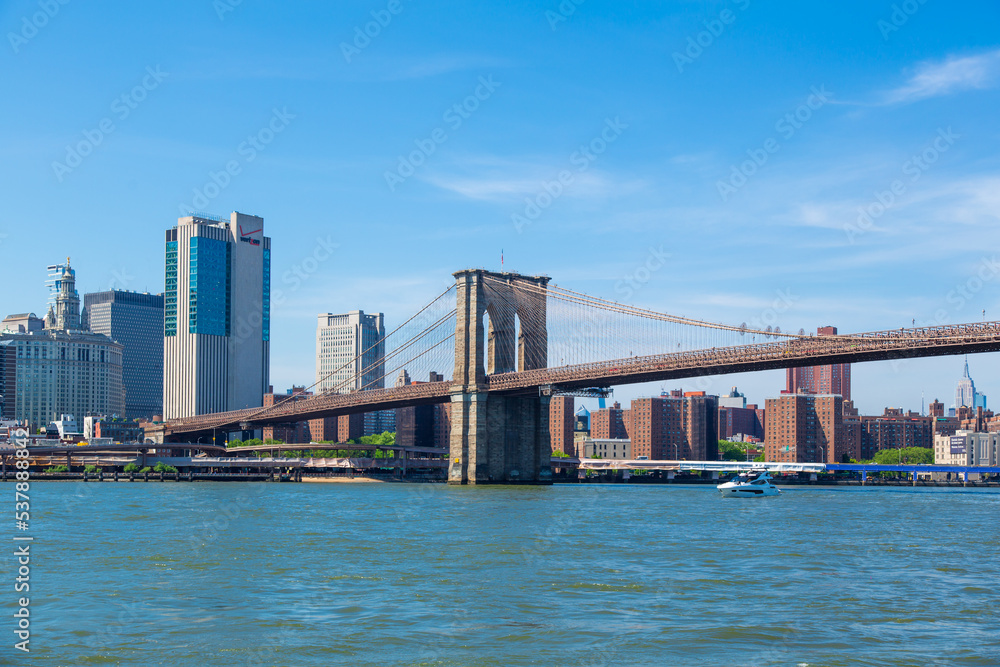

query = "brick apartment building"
(628, 391), (719, 460)
(549, 395), (576, 456)
(263, 386), (312, 443)
(786, 326), (851, 401)
(591, 402), (630, 440)
(766, 393), (845, 463)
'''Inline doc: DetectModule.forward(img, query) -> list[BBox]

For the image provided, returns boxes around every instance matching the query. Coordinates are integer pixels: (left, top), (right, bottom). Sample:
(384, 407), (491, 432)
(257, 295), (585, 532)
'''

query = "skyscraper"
(316, 310), (389, 436)
(82, 290), (165, 420)
(163, 212), (271, 419)
(315, 310), (386, 394)
(785, 326), (851, 401)
(955, 358), (986, 411)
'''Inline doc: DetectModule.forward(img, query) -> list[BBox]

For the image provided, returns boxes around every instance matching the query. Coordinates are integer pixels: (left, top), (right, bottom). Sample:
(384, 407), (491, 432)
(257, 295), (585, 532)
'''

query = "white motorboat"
(717, 469), (781, 497)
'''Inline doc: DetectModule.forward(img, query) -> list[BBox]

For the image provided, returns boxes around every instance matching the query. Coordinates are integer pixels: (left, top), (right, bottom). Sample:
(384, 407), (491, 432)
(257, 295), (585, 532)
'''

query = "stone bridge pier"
(449, 269), (553, 485)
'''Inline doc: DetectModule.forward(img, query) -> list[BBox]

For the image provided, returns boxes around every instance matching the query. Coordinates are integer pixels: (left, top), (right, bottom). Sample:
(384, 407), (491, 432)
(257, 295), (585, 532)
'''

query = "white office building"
(315, 310), (385, 394)
(163, 212), (270, 419)
(934, 431), (1000, 467)
(316, 310), (392, 435)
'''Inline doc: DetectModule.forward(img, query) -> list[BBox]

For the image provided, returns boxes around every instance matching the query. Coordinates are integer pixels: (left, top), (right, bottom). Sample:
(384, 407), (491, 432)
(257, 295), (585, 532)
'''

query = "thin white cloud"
(883, 49), (1000, 104)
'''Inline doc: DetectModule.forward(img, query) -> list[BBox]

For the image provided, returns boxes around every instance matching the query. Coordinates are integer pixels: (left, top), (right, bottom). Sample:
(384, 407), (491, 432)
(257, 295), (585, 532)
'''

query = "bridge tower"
(449, 269), (553, 485)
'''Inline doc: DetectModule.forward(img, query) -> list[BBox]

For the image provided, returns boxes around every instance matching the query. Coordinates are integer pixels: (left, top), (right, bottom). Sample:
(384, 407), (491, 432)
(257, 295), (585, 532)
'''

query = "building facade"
(82, 290), (164, 420)
(628, 391), (719, 460)
(316, 310), (385, 394)
(262, 386), (313, 443)
(1, 313), (44, 334)
(785, 326), (851, 401)
(591, 401), (630, 440)
(163, 213), (271, 419)
(549, 395), (575, 456)
(719, 404), (765, 441)
(859, 408), (933, 453)
(395, 371), (451, 449)
(583, 438), (631, 459)
(765, 393), (844, 464)
(934, 430), (1000, 467)
(0, 331), (124, 431)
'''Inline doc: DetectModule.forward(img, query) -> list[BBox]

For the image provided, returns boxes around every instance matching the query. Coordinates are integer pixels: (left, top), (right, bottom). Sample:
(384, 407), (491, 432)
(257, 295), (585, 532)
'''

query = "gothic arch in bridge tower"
(449, 269), (553, 485)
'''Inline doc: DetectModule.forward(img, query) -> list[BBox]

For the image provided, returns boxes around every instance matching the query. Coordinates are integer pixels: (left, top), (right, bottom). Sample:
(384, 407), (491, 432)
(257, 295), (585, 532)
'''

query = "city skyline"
(2, 1), (999, 416)
(0, 251), (995, 419)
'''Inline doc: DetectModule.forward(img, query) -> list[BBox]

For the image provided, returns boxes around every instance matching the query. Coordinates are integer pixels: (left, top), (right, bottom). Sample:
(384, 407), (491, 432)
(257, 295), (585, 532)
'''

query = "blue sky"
(2, 0), (999, 415)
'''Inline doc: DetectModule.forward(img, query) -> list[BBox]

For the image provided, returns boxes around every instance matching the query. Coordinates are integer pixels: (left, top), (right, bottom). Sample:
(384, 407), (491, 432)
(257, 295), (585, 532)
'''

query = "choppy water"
(12, 482), (1000, 665)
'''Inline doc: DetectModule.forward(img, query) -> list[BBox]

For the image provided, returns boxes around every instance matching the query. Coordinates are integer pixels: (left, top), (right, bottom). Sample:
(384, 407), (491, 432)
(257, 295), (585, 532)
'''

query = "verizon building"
(163, 212), (271, 419)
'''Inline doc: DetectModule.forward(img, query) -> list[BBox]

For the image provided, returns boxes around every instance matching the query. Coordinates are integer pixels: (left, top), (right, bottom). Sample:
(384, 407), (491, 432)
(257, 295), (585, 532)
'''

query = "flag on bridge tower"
(501, 249), (504, 268)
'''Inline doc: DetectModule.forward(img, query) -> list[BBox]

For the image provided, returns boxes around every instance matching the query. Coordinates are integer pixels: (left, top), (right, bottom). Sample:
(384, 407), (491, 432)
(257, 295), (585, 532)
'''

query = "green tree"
(49, 465), (69, 472)
(552, 450), (570, 458)
(718, 440), (747, 462)
(153, 462), (178, 473)
(84, 465), (102, 473)
(124, 463), (141, 473)
(873, 447), (933, 466)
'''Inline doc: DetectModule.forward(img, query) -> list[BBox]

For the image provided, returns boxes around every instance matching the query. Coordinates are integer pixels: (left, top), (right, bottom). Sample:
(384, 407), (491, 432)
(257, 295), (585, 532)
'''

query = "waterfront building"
(934, 430), (1000, 467)
(583, 438), (631, 459)
(0, 261), (125, 431)
(163, 212), (271, 419)
(629, 391), (719, 460)
(0, 330), (124, 431)
(785, 326), (851, 401)
(82, 415), (144, 442)
(82, 290), (164, 420)
(549, 395), (575, 456)
(765, 393), (844, 464)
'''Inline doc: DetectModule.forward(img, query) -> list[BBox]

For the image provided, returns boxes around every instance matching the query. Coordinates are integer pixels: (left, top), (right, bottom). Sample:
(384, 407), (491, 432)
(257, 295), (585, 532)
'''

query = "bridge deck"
(155, 321), (1000, 437)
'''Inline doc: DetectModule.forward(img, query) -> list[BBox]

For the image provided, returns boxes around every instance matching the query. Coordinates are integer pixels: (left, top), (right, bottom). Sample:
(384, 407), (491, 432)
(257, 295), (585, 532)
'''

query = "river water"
(15, 482), (1000, 665)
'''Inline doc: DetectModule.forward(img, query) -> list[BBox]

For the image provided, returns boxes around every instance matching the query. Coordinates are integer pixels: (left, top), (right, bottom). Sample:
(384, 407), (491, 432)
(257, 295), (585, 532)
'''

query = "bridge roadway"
(154, 320), (1000, 438)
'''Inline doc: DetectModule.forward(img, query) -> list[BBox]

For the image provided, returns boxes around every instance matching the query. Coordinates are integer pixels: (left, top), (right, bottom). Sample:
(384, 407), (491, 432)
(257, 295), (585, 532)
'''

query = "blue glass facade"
(164, 241), (178, 336)
(188, 236), (231, 336)
(262, 248), (270, 342)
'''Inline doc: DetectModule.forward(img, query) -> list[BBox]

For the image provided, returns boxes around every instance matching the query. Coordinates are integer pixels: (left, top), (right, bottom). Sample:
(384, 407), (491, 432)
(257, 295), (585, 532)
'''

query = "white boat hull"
(718, 485), (780, 498)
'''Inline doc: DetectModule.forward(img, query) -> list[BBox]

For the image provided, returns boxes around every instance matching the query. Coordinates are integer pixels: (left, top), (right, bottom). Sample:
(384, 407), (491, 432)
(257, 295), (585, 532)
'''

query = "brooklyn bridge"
(146, 269), (1000, 484)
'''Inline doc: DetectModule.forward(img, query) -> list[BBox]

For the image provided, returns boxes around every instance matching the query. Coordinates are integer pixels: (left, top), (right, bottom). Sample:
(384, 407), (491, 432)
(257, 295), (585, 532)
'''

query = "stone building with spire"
(0, 259), (124, 431)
